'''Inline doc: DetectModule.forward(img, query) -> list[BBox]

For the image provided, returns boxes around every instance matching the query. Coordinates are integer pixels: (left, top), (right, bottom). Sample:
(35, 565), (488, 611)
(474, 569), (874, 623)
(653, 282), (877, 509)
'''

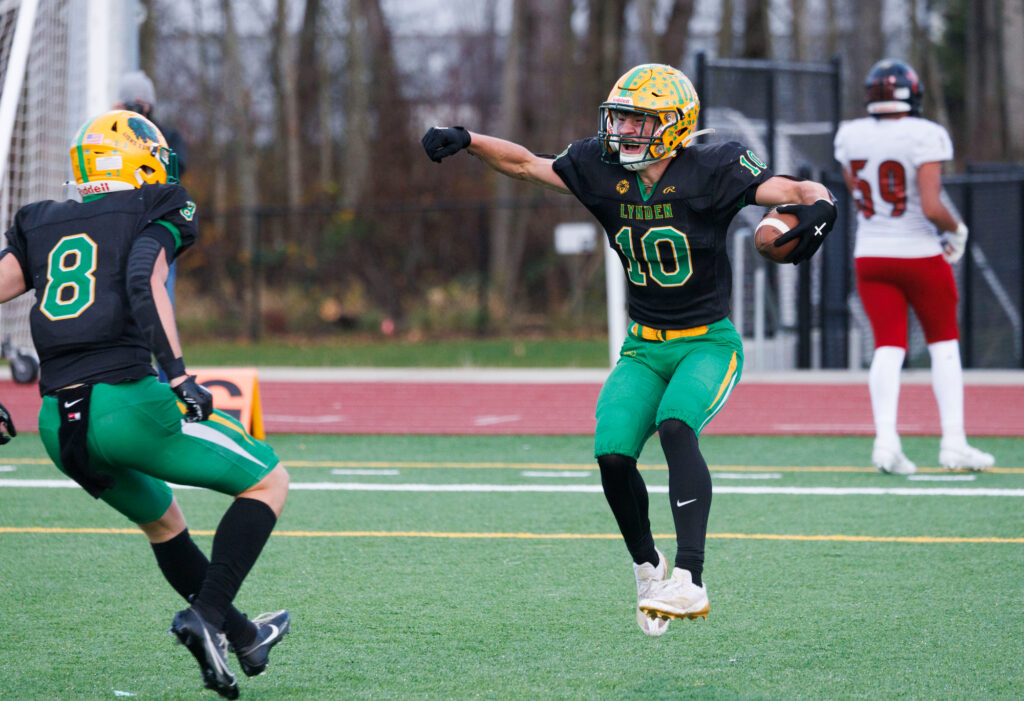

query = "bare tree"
(273, 0), (302, 215)
(1000, 0), (1024, 159)
(138, 0), (157, 76)
(658, 0), (697, 66)
(964, 0), (1004, 161)
(296, 0), (333, 196)
(718, 0), (735, 57)
(342, 0), (372, 208)
(836, 0), (884, 118)
(635, 0), (697, 67)
(487, 0), (528, 320)
(220, 0), (261, 336)
(741, 0), (771, 58)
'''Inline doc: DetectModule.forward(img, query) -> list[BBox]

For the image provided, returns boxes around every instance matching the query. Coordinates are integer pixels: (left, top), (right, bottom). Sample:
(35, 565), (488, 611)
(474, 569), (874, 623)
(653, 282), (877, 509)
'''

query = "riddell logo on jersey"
(79, 182), (111, 195)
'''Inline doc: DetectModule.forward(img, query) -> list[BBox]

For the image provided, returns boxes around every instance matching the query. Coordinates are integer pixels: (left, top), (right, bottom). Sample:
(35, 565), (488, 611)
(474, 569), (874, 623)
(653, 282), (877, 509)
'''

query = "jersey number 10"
(613, 226), (693, 287)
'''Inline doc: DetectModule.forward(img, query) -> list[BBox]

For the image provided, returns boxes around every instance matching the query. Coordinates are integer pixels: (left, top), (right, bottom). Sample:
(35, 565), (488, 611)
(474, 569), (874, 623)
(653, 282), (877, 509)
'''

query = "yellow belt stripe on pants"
(630, 322), (709, 342)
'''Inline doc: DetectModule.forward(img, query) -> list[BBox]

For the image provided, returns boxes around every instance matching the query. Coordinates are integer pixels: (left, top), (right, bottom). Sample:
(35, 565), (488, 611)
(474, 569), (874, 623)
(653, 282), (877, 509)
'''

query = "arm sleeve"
(125, 227), (185, 379)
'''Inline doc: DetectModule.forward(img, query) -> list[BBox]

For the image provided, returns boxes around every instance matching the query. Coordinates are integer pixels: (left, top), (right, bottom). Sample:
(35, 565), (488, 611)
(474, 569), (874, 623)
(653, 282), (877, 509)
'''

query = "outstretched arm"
(422, 126), (570, 194)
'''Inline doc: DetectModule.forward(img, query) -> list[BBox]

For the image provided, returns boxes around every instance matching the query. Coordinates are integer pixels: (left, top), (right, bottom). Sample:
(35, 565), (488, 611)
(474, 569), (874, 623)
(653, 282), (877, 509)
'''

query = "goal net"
(0, 0), (80, 374)
(1, 0), (137, 380)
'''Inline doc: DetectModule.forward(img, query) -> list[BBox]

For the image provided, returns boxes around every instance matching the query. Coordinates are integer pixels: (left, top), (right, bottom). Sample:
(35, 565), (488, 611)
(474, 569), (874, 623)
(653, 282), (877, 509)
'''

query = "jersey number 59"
(849, 159), (907, 218)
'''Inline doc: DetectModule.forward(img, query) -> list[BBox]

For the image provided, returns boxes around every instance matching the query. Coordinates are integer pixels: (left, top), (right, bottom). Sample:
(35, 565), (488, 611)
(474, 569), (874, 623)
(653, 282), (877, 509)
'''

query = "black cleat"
(233, 610), (290, 677)
(170, 607), (239, 699)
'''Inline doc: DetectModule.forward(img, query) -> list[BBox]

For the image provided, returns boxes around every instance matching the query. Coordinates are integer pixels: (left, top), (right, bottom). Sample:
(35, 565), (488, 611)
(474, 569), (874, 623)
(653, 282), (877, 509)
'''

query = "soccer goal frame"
(0, 0), (138, 380)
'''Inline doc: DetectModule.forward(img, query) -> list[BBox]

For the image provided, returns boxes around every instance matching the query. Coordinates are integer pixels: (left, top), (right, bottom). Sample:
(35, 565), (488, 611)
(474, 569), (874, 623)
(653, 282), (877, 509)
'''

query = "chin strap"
(680, 128), (716, 148)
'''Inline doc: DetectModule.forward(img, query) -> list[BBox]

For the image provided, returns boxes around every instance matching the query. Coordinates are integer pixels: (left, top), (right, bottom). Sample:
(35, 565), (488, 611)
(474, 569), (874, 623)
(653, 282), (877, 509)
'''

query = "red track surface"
(3, 373), (1022, 436)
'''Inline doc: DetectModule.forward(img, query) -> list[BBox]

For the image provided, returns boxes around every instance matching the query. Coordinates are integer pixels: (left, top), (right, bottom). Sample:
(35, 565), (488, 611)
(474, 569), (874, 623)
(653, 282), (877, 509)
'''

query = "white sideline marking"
(715, 472), (782, 480)
(521, 471), (591, 478)
(473, 415), (521, 426)
(2, 479), (1022, 497)
(0, 465), (15, 472)
(907, 475), (977, 482)
(331, 469), (400, 476)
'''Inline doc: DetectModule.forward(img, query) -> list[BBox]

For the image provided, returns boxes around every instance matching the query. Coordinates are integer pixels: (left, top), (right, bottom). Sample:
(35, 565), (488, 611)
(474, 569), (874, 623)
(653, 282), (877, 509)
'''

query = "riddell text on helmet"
(78, 182), (112, 195)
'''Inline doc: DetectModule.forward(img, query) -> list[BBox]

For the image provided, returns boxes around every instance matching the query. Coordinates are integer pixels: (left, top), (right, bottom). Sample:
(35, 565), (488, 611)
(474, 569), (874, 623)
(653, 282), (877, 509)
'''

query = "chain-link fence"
(184, 55), (1023, 370)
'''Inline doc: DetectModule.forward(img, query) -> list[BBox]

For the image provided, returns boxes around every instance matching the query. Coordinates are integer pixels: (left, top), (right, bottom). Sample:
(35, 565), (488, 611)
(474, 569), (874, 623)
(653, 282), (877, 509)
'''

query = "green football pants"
(38, 376), (279, 524)
(594, 317), (743, 458)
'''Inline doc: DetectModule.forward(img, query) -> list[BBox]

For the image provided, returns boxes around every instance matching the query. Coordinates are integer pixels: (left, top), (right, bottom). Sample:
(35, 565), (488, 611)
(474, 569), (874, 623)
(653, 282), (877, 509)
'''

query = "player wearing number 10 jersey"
(0, 110), (290, 697)
(423, 63), (837, 636)
(834, 58), (994, 474)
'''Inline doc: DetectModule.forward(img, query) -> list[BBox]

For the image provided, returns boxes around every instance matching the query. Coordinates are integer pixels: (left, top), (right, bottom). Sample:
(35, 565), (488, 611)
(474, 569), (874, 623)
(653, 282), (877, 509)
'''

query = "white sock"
(929, 339), (966, 447)
(869, 346), (906, 445)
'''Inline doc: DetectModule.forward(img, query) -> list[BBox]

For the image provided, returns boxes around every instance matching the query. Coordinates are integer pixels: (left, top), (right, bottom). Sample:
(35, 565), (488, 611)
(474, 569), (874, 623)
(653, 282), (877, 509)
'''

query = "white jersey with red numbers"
(834, 116), (953, 259)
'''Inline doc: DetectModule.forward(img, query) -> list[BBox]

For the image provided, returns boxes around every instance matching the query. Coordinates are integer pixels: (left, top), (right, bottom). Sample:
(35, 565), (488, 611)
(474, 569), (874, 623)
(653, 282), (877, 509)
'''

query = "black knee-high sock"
(597, 454), (659, 566)
(192, 498), (277, 631)
(658, 419), (711, 586)
(151, 529), (256, 646)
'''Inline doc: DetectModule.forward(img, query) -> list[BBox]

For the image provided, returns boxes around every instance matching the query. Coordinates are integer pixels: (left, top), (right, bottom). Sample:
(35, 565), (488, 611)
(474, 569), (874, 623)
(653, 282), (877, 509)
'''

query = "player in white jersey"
(834, 59), (994, 473)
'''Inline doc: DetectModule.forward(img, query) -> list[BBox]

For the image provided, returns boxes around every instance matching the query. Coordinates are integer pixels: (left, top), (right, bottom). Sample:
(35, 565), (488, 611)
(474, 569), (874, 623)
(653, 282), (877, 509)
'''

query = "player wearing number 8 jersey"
(423, 63), (837, 635)
(0, 110), (290, 697)
(834, 59), (994, 474)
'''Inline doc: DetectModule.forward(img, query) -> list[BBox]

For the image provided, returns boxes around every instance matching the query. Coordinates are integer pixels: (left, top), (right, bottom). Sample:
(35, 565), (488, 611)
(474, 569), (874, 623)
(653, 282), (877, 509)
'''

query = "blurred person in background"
(0, 109), (288, 698)
(834, 58), (994, 475)
(423, 63), (836, 637)
(115, 70), (188, 382)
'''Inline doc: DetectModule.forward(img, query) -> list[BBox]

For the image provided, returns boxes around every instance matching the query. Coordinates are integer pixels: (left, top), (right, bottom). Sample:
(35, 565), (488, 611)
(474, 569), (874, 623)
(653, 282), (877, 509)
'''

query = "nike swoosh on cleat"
(675, 498), (697, 507)
(252, 624), (280, 650)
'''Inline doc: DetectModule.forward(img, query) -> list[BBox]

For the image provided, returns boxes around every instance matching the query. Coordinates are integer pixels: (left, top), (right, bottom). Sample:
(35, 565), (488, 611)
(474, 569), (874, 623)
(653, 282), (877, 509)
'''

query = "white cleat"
(633, 549), (669, 637)
(638, 567), (709, 622)
(872, 440), (916, 475)
(939, 443), (995, 471)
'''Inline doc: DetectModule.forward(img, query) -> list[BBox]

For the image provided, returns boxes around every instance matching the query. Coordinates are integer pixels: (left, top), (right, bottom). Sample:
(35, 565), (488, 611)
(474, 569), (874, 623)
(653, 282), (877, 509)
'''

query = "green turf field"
(1, 434), (1021, 699)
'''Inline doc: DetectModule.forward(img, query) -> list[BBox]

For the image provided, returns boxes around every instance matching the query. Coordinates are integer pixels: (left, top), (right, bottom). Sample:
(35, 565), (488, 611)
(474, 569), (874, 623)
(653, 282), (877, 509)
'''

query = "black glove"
(774, 198), (837, 264)
(0, 402), (16, 444)
(422, 126), (471, 163)
(172, 376), (213, 423)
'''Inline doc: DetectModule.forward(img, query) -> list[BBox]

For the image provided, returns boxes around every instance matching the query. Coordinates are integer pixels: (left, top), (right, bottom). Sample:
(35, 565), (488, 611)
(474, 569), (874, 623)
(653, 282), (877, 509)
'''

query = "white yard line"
(1, 479), (1021, 497)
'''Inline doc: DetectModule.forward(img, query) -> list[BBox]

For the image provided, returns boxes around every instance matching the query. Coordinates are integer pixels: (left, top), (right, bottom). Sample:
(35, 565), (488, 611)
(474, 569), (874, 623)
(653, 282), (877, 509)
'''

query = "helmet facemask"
(599, 107), (678, 171)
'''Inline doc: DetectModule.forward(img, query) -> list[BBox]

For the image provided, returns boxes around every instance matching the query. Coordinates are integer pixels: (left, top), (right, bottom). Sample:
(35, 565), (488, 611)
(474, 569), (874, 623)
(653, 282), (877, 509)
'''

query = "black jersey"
(2, 185), (198, 395)
(553, 137), (772, 329)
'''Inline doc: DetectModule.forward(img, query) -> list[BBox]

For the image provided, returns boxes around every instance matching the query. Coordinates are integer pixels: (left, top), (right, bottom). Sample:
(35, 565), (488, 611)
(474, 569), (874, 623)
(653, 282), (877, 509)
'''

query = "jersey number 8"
(41, 234), (98, 321)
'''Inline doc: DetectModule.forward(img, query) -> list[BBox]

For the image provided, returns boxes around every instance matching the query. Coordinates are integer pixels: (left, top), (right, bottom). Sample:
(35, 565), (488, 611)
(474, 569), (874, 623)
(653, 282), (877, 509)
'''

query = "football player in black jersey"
(423, 63), (836, 636)
(0, 111), (289, 697)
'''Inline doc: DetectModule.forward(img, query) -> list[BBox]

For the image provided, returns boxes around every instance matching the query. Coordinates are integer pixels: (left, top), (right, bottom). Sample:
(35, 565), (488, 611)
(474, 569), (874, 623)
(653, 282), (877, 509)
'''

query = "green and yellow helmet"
(69, 110), (178, 197)
(598, 64), (704, 171)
